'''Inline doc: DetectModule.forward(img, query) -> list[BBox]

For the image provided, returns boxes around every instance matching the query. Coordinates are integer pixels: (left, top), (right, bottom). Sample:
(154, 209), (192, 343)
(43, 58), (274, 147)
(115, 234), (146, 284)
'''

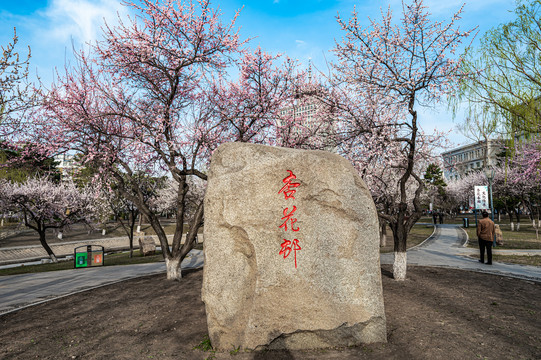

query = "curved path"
(1, 225), (540, 315)
(380, 224), (541, 283)
(0, 249), (203, 315)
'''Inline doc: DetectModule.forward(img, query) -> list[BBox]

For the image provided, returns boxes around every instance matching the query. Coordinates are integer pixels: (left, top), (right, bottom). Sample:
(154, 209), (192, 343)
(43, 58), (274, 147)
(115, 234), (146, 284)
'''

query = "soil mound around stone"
(1, 266), (540, 359)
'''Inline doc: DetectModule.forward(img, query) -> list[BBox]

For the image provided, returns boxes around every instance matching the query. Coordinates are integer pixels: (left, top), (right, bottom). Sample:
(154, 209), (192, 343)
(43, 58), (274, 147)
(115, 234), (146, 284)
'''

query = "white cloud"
(43, 0), (126, 45)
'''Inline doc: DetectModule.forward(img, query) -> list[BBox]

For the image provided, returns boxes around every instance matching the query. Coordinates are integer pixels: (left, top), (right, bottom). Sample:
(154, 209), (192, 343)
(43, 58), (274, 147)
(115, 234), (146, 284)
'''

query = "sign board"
(474, 185), (489, 210)
(74, 245), (105, 268)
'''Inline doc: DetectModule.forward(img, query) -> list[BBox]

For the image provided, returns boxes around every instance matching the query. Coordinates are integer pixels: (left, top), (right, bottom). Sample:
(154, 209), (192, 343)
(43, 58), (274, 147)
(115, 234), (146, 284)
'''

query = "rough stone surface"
(138, 235), (156, 256)
(202, 142), (386, 351)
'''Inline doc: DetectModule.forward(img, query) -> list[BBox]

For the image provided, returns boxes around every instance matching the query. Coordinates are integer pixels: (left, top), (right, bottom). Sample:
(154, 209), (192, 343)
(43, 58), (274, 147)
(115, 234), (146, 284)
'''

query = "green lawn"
(4, 219), (539, 275)
(379, 223), (435, 253)
(467, 254), (541, 267)
(0, 242), (206, 276)
(394, 218), (541, 267)
(462, 225), (541, 249)
(458, 218), (541, 266)
(0, 250), (165, 276)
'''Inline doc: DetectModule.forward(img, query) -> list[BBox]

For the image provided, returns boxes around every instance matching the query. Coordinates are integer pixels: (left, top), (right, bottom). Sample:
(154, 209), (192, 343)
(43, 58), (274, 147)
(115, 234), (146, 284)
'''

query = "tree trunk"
(388, 92), (419, 281)
(128, 211), (136, 258)
(125, 177), (188, 280)
(39, 231), (58, 263)
(515, 208), (521, 231)
(179, 200), (205, 260)
(534, 215), (541, 240)
(506, 206), (513, 225)
(380, 222), (387, 247)
(393, 251), (407, 281)
(392, 222), (407, 281)
(116, 205), (139, 258)
(165, 257), (182, 280)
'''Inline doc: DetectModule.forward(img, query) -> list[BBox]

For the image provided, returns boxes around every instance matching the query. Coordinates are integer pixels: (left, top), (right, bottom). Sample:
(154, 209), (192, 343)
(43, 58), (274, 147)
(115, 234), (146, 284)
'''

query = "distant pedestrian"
(432, 212), (437, 225)
(477, 211), (495, 265)
(438, 212), (444, 224)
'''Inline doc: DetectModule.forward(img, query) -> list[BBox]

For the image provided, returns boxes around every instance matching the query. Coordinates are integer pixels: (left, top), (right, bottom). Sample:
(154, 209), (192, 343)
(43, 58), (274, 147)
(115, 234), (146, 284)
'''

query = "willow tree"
(454, 0), (541, 140)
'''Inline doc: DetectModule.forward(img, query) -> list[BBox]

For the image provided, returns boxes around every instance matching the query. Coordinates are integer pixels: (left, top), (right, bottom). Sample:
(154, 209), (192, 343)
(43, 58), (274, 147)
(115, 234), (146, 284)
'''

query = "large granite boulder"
(202, 142), (386, 351)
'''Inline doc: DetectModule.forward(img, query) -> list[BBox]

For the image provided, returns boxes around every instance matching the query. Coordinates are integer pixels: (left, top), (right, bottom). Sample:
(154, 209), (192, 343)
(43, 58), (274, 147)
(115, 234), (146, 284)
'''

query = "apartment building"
(441, 139), (504, 181)
(53, 153), (80, 180)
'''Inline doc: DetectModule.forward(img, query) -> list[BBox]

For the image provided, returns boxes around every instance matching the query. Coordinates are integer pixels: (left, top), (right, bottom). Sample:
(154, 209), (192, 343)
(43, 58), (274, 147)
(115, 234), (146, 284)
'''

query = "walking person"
(477, 211), (495, 265)
(438, 212), (444, 224)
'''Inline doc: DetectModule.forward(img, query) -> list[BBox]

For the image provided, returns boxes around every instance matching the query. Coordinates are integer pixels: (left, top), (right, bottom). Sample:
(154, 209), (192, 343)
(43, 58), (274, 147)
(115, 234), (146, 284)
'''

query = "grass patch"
(409, 225), (436, 245)
(463, 226), (541, 249)
(0, 260), (78, 275)
(467, 255), (541, 266)
(0, 250), (165, 276)
(380, 224), (435, 253)
(193, 335), (213, 352)
(193, 335), (216, 359)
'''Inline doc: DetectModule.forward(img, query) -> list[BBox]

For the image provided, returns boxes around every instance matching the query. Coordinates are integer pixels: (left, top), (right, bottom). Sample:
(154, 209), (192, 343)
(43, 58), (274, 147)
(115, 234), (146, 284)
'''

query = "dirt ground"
(1, 265), (540, 360)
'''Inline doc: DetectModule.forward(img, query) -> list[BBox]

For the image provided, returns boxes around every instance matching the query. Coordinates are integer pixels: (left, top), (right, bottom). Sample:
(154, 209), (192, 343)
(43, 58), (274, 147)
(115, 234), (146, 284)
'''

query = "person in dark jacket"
(477, 211), (495, 265)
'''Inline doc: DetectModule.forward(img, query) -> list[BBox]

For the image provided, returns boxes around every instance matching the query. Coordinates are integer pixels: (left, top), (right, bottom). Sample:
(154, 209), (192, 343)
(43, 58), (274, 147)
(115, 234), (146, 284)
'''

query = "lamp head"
(484, 167), (495, 181)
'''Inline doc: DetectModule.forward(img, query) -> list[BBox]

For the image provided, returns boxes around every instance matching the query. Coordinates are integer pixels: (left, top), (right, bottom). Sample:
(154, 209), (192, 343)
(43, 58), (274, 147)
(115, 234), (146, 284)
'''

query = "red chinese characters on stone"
(279, 239), (301, 269)
(278, 170), (300, 200)
(278, 170), (301, 268)
(279, 206), (299, 232)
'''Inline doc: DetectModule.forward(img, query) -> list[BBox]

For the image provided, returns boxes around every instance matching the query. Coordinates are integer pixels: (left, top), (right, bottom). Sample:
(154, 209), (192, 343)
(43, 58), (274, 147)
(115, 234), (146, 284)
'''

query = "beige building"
(54, 154), (80, 180)
(441, 139), (504, 181)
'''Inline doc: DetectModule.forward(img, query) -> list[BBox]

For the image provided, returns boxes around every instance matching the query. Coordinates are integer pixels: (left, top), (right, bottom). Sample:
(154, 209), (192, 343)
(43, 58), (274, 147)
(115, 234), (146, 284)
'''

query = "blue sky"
(0, 0), (518, 150)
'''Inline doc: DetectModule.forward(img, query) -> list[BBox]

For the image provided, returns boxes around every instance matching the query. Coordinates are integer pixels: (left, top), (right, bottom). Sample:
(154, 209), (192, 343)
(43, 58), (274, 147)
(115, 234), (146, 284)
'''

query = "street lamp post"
(484, 167), (496, 245)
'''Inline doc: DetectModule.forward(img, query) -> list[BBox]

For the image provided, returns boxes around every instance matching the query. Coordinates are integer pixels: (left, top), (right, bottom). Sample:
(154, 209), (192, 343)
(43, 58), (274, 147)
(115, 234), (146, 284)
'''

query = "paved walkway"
(1, 224), (540, 315)
(0, 249), (203, 315)
(381, 224), (541, 283)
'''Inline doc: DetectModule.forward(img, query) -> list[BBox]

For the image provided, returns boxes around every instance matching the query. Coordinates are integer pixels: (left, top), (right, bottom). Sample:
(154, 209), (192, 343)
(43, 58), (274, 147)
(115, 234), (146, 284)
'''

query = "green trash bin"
(74, 245), (104, 268)
(75, 252), (88, 268)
